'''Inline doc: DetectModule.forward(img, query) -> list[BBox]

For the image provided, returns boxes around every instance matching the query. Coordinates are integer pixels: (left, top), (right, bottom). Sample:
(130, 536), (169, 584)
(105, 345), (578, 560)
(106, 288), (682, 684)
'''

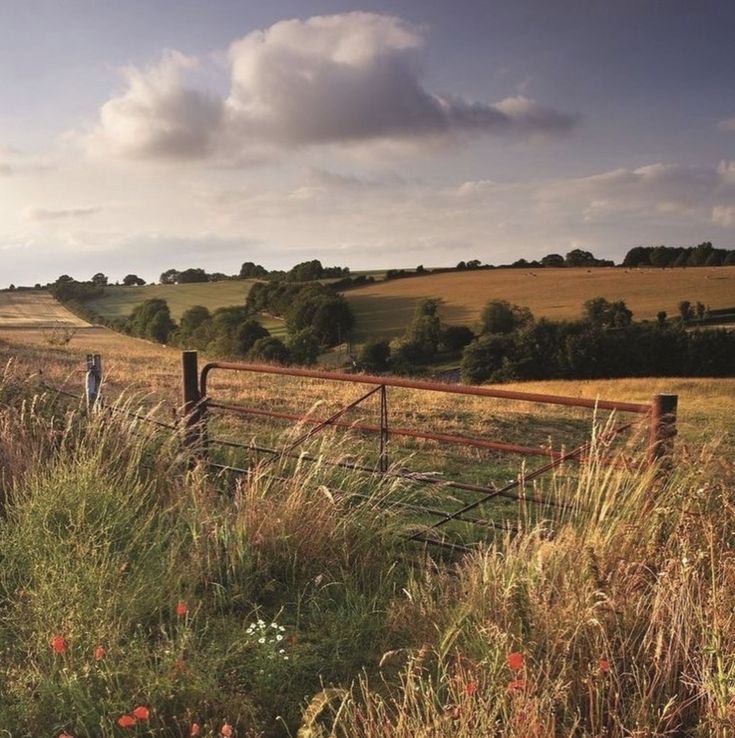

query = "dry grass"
(346, 266), (735, 340)
(0, 290), (89, 328)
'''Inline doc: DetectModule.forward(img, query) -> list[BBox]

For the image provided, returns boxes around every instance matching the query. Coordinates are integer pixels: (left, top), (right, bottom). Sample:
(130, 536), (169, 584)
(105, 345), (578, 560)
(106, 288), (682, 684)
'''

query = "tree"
(91, 272), (108, 287)
(583, 297), (633, 328)
(129, 298), (174, 342)
(288, 259), (324, 282)
(565, 249), (597, 267)
(235, 320), (270, 355)
(678, 300), (694, 322)
(122, 274), (145, 286)
(440, 325), (475, 353)
(461, 335), (517, 384)
(404, 298), (443, 360)
(179, 305), (211, 335)
(239, 262), (268, 279)
(541, 253), (565, 268)
(249, 336), (290, 364)
(687, 241), (714, 267)
(177, 268), (208, 284)
(480, 300), (533, 335)
(358, 339), (391, 373)
(160, 269), (180, 284)
(288, 328), (320, 366)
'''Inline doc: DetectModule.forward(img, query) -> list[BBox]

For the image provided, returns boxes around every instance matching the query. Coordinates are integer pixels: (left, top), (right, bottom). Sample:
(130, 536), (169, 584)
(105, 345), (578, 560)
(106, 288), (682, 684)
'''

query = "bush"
(249, 336), (290, 364)
(357, 339), (391, 373)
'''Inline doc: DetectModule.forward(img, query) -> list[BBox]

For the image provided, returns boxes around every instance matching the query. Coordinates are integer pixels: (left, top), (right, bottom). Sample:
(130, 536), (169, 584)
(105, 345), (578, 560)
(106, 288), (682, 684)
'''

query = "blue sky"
(1, 0), (734, 284)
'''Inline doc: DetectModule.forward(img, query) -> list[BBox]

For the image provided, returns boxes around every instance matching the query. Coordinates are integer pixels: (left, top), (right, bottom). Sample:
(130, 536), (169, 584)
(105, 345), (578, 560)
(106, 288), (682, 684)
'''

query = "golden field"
(346, 266), (735, 339)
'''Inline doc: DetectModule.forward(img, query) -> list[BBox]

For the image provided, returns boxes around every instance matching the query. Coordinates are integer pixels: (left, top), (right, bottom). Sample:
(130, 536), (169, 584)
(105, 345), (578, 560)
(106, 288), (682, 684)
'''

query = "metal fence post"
(648, 394), (678, 467)
(182, 350), (205, 461)
(85, 353), (102, 409)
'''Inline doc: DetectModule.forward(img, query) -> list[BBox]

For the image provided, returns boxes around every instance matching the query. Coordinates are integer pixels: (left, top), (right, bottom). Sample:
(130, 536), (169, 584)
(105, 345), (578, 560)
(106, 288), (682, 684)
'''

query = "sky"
(1, 0), (734, 285)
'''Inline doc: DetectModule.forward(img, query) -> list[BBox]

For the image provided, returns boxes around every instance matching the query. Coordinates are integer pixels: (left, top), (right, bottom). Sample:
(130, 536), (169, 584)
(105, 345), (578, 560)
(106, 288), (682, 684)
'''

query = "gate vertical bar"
(379, 384), (389, 473)
(182, 350), (205, 461)
(648, 394), (678, 467)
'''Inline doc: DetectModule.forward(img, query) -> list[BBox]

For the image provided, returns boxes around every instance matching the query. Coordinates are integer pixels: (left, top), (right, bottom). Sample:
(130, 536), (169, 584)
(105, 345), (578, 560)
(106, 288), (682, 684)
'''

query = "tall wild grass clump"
(0, 372), (733, 737)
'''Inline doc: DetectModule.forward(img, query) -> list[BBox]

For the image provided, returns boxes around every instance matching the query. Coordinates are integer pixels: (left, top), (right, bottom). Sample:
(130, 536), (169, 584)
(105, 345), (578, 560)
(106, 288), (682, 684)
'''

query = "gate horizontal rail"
(181, 351), (678, 547)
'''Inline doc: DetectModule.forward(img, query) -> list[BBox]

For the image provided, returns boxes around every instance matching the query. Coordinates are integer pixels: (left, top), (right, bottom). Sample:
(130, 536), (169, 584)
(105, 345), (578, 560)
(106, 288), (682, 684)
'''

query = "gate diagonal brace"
(411, 417), (639, 539)
(256, 385), (383, 469)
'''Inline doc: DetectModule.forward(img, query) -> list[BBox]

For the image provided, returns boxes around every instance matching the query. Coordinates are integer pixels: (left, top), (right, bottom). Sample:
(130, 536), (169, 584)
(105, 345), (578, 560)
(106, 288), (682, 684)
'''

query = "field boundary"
(181, 351), (678, 546)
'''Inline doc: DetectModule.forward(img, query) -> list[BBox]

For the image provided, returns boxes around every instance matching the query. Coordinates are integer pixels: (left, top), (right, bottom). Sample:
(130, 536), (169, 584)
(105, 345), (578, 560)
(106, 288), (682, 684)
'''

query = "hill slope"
(345, 266), (735, 340)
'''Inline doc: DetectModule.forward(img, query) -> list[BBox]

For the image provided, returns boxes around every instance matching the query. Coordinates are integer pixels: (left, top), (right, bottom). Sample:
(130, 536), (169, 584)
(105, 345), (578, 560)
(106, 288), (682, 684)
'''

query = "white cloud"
(85, 12), (578, 161)
(717, 117), (735, 133)
(713, 205), (735, 227)
(87, 50), (223, 160)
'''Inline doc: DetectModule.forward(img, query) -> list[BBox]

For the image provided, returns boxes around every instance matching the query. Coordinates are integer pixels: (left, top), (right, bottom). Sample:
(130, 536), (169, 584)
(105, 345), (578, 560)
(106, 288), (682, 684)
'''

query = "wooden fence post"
(648, 394), (678, 467)
(85, 353), (102, 409)
(182, 350), (205, 460)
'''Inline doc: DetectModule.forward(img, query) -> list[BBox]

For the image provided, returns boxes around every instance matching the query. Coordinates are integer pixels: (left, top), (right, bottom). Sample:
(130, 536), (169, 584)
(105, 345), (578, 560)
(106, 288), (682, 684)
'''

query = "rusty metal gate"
(181, 351), (677, 549)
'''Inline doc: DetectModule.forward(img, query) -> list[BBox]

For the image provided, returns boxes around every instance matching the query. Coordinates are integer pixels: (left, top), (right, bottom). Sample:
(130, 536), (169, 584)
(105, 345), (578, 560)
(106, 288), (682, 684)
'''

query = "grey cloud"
(26, 206), (101, 221)
(717, 117), (735, 133)
(87, 13), (579, 161)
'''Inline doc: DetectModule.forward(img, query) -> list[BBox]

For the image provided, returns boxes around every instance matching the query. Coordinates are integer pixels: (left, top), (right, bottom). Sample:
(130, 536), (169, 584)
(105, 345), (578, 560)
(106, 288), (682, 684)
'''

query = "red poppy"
(58, 733), (74, 738)
(176, 600), (188, 617)
(132, 705), (150, 720)
(221, 723), (233, 737)
(599, 658), (610, 672)
(507, 651), (524, 671)
(465, 680), (478, 696)
(507, 678), (527, 692)
(51, 635), (67, 654)
(94, 645), (106, 660)
(190, 724), (201, 737)
(117, 715), (137, 728)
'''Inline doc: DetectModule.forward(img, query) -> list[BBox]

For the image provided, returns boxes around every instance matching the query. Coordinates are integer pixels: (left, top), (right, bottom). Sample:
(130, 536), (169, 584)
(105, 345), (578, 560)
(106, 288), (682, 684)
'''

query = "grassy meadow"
(86, 282), (259, 321)
(1, 290), (735, 736)
(345, 266), (735, 340)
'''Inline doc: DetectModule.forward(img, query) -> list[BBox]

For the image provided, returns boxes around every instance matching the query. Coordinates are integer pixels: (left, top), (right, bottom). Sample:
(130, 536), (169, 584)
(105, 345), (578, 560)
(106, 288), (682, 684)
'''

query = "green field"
(86, 280), (258, 321)
(345, 266), (735, 341)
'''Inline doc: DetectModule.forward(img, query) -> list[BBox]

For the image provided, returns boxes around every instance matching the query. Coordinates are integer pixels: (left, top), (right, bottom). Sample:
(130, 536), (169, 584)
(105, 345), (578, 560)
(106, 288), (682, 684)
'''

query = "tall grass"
(0, 374), (733, 737)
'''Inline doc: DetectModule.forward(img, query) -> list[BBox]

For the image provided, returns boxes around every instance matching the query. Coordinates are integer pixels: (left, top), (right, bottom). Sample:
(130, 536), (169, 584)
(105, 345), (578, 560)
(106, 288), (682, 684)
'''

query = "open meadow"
(1, 291), (734, 737)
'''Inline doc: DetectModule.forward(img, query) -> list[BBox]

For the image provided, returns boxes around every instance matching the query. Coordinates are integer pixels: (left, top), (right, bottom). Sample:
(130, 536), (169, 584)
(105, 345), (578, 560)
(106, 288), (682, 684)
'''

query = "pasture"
(86, 280), (258, 321)
(345, 266), (735, 340)
(1, 289), (735, 736)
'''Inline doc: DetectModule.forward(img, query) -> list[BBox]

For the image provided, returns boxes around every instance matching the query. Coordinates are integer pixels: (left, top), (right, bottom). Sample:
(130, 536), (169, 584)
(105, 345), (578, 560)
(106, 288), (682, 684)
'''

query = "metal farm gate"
(181, 351), (678, 550)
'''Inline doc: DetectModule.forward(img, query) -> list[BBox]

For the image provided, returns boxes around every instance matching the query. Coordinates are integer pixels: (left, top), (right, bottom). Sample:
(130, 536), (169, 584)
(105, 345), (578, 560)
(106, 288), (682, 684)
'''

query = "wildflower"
(507, 678), (527, 692)
(132, 705), (150, 720)
(94, 645), (106, 660)
(59, 733), (74, 738)
(465, 680), (478, 696)
(221, 723), (233, 737)
(176, 600), (188, 617)
(599, 658), (610, 672)
(507, 651), (524, 671)
(117, 715), (137, 728)
(51, 635), (67, 654)
(190, 724), (201, 737)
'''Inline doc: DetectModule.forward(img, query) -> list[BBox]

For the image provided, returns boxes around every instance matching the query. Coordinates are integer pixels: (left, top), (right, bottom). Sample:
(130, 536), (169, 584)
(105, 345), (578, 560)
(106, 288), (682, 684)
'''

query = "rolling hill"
(344, 266), (735, 341)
